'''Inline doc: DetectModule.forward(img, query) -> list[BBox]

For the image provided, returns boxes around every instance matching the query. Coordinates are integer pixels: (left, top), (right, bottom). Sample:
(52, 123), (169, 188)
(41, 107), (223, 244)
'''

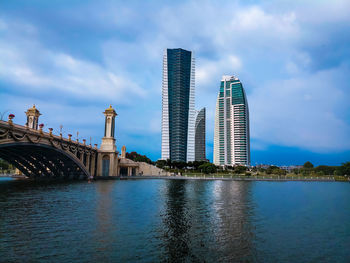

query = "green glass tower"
(213, 76), (250, 166)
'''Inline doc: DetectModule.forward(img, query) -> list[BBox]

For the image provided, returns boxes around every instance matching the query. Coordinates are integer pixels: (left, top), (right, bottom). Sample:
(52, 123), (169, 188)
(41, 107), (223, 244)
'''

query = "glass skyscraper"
(161, 48), (195, 162)
(195, 108), (206, 161)
(213, 76), (250, 166)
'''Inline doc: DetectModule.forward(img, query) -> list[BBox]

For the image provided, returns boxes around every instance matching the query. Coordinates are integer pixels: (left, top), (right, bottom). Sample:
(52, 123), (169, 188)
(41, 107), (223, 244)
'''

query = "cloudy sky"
(1, 0), (349, 165)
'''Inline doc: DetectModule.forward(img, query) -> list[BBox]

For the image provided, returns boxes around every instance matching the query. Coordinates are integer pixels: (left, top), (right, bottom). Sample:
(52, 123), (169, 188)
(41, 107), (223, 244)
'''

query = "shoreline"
(108, 175), (342, 182)
(1, 175), (347, 182)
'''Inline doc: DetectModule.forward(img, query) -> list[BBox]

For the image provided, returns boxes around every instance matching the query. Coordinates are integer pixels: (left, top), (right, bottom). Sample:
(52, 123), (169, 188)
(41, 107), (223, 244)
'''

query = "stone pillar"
(86, 153), (90, 173)
(80, 150), (84, 163)
(109, 153), (114, 177)
(96, 153), (102, 177)
(90, 153), (96, 177)
(113, 156), (119, 176)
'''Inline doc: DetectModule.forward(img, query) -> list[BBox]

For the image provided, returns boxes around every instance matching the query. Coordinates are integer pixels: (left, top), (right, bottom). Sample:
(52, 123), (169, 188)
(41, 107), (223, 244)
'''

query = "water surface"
(0, 178), (349, 262)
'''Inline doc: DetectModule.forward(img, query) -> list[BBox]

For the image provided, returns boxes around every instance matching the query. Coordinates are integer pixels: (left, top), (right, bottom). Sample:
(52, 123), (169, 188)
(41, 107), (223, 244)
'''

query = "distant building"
(279, 165), (303, 172)
(213, 75), (250, 166)
(194, 108), (206, 161)
(256, 164), (271, 169)
(161, 48), (195, 162)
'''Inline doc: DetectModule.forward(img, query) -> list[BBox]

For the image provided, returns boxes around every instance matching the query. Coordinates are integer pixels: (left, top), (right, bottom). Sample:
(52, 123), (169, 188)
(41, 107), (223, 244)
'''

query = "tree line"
(291, 161), (350, 176)
(127, 152), (350, 177)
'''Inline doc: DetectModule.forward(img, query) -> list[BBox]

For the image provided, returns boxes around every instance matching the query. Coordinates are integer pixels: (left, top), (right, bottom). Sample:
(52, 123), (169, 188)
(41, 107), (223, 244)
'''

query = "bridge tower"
(97, 105), (119, 177)
(100, 105), (117, 152)
(25, 105), (41, 130)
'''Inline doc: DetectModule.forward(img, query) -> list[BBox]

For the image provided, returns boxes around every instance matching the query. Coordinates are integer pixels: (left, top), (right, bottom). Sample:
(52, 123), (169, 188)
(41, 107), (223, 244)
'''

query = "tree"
(336, 162), (350, 176)
(272, 168), (286, 175)
(258, 167), (267, 173)
(233, 165), (247, 174)
(303, 161), (314, 169)
(292, 168), (300, 174)
(126, 152), (153, 164)
(198, 163), (217, 174)
(187, 161), (194, 169)
(173, 161), (187, 170)
(315, 165), (336, 175)
(166, 159), (172, 168)
(265, 166), (286, 175)
(156, 160), (166, 169)
(342, 162), (350, 176)
(266, 166), (278, 175)
(0, 158), (10, 171)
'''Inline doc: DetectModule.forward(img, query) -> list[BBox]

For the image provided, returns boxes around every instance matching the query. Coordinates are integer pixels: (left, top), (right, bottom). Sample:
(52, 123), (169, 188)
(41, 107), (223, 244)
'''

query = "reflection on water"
(159, 180), (257, 262)
(0, 179), (349, 262)
(212, 181), (257, 261)
(94, 181), (115, 257)
(161, 180), (194, 261)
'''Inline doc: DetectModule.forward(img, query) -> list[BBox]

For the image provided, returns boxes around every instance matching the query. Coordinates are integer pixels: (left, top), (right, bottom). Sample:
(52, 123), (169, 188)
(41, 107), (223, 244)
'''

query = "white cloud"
(197, 55), (242, 88)
(249, 65), (350, 152)
(0, 19), (145, 103)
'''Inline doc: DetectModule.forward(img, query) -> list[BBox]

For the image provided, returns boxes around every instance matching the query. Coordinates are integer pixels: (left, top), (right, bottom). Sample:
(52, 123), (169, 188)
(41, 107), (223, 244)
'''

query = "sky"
(0, 0), (350, 166)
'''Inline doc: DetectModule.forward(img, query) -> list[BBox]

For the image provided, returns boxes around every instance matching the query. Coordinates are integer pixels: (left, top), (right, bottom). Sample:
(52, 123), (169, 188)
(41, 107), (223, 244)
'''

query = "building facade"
(161, 48), (195, 162)
(194, 108), (206, 161)
(213, 76), (250, 166)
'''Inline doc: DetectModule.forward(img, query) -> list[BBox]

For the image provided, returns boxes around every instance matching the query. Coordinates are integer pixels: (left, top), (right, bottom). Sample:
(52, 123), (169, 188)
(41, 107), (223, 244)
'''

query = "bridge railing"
(0, 120), (98, 151)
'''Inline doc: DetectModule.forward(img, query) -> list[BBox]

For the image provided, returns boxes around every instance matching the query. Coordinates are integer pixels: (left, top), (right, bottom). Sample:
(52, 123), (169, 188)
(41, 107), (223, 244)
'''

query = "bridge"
(0, 119), (97, 179)
(0, 105), (161, 179)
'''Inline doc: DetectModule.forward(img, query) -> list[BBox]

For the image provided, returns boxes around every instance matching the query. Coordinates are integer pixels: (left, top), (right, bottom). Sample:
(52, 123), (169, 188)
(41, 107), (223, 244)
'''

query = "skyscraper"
(161, 48), (195, 162)
(213, 76), (250, 166)
(195, 108), (206, 161)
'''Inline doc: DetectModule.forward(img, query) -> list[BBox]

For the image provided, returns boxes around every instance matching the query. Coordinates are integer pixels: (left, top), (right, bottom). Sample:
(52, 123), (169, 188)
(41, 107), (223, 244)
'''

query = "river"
(0, 177), (349, 262)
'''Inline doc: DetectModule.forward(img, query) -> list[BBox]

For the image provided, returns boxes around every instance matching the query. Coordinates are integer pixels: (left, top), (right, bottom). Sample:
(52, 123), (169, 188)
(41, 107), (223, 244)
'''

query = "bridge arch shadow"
(0, 143), (91, 179)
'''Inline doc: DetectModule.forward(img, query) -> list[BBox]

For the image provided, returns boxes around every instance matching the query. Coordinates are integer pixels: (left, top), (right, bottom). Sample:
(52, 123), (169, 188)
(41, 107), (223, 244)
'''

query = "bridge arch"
(0, 142), (92, 179)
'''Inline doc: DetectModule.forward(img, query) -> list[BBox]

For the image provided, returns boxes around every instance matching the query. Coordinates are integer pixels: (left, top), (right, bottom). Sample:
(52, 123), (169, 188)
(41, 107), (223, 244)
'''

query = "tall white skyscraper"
(161, 48), (196, 162)
(213, 75), (250, 166)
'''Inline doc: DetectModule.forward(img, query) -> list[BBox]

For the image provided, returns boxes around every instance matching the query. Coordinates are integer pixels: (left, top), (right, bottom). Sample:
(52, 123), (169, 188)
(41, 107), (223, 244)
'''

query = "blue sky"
(0, 0), (349, 166)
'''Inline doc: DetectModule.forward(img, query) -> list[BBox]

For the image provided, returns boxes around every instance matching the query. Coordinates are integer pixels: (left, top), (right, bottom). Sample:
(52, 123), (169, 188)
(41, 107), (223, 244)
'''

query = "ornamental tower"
(25, 105), (41, 130)
(213, 76), (250, 166)
(100, 105), (117, 152)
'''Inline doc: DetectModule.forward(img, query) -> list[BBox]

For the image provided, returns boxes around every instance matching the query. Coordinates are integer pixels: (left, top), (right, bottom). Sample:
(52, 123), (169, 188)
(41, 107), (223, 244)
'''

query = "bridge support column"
(96, 152), (118, 177)
(90, 154), (96, 177)
(80, 151), (84, 163)
(108, 153), (114, 177)
(96, 154), (102, 177)
(86, 152), (90, 173)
